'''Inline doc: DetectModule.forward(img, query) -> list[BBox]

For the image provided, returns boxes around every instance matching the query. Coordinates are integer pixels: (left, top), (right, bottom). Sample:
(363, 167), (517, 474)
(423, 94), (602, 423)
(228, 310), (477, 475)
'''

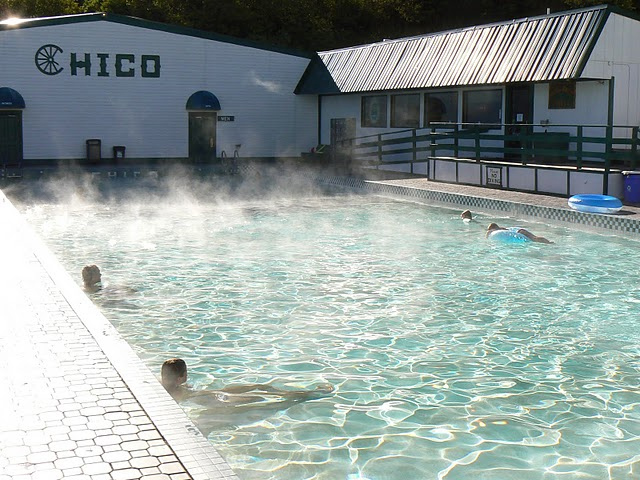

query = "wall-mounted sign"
(548, 80), (576, 109)
(34, 44), (161, 78)
(218, 115), (235, 122)
(486, 166), (502, 187)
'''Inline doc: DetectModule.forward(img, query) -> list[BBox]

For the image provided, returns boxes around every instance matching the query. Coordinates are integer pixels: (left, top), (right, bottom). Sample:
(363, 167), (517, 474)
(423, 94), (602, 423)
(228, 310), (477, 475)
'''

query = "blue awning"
(186, 90), (221, 110)
(0, 87), (25, 109)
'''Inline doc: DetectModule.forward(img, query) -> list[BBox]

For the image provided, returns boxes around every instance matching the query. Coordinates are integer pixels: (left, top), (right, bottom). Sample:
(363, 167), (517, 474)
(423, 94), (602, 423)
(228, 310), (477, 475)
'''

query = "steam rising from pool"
(14, 174), (640, 480)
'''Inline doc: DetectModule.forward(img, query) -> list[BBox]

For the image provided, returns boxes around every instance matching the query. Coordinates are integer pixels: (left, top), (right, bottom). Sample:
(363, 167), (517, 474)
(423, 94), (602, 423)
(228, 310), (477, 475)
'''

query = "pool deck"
(0, 190), (238, 480)
(369, 176), (640, 213)
(326, 174), (640, 235)
(2, 175), (640, 480)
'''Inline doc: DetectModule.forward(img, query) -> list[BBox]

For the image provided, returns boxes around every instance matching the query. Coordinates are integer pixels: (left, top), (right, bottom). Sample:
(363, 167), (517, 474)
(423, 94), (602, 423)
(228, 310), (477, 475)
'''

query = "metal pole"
(576, 125), (583, 170)
(603, 77), (615, 195)
(632, 126), (639, 170)
(454, 124), (459, 158)
(412, 129), (416, 174)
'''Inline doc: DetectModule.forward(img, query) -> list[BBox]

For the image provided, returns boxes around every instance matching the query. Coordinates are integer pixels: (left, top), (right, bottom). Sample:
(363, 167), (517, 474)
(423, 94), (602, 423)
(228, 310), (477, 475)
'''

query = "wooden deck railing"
(345, 123), (640, 172)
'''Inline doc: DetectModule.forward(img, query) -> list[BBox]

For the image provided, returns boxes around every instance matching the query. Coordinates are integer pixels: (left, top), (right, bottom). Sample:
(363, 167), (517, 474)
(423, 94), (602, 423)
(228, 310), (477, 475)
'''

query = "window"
(463, 89), (502, 125)
(425, 91), (458, 126)
(361, 95), (387, 127)
(391, 94), (420, 128)
(548, 81), (576, 109)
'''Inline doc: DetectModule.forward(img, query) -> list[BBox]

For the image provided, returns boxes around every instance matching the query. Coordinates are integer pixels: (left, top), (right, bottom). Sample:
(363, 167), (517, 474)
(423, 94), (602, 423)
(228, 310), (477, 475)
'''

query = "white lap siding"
(0, 18), (316, 161)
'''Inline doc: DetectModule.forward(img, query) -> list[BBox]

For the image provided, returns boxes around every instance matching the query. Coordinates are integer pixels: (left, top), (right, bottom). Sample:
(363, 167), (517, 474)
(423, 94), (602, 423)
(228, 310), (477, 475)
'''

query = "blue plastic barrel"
(623, 171), (640, 204)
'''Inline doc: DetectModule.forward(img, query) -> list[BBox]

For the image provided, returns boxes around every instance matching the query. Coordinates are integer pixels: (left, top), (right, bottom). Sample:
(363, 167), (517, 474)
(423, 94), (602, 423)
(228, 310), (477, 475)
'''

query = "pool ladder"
(219, 148), (240, 175)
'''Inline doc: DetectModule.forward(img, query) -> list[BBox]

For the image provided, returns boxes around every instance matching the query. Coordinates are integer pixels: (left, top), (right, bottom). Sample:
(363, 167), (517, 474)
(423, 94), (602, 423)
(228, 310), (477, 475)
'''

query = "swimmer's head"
(161, 358), (188, 392)
(461, 210), (473, 221)
(82, 264), (102, 287)
(486, 223), (504, 238)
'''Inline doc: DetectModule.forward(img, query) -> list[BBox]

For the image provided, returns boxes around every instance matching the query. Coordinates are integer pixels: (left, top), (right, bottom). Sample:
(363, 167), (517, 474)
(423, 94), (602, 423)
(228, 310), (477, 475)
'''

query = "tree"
(564, 0), (635, 10)
(0, 0), (80, 18)
(1, 0), (638, 51)
(80, 0), (168, 22)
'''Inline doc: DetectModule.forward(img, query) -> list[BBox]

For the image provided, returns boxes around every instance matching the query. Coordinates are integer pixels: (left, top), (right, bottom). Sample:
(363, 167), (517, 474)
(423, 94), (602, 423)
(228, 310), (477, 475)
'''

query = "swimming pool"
(19, 184), (640, 480)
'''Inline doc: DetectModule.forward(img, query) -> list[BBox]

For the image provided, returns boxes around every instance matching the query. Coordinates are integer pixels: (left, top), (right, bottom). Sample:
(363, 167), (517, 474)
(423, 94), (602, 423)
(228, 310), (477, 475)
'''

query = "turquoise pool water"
(21, 189), (640, 479)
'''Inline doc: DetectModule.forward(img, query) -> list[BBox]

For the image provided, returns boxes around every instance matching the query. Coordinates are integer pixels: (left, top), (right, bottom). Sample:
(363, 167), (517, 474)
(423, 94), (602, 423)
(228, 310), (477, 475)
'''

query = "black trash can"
(113, 146), (126, 162)
(86, 139), (101, 163)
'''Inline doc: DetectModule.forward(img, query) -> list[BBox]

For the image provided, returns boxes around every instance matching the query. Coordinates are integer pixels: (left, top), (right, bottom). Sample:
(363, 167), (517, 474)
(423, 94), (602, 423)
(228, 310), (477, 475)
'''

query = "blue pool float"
(488, 227), (530, 244)
(568, 194), (623, 214)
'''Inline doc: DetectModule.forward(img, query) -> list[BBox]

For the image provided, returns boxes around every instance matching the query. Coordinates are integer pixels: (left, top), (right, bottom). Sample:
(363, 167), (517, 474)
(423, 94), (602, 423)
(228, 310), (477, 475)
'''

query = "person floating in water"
(161, 358), (334, 405)
(161, 358), (334, 435)
(81, 264), (137, 301)
(486, 223), (554, 244)
(82, 264), (102, 292)
(461, 209), (473, 222)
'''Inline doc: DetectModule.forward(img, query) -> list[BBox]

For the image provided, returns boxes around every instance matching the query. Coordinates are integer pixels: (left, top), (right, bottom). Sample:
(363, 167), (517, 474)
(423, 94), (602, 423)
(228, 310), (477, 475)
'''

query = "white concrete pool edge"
(0, 188), (240, 480)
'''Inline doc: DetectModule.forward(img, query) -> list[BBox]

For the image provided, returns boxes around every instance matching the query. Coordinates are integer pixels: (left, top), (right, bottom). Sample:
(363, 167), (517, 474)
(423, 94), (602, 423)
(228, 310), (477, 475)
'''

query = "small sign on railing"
(218, 115), (235, 122)
(486, 166), (502, 187)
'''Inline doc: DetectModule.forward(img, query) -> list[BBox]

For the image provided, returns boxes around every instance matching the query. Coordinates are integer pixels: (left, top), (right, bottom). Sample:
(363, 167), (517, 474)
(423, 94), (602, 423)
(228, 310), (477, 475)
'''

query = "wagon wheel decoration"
(35, 44), (64, 75)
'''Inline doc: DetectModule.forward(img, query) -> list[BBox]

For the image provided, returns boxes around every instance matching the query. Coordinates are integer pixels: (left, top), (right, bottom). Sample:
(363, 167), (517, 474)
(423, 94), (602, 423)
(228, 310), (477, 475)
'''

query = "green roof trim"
(0, 12), (313, 59)
(294, 55), (340, 95)
(574, 6), (613, 79)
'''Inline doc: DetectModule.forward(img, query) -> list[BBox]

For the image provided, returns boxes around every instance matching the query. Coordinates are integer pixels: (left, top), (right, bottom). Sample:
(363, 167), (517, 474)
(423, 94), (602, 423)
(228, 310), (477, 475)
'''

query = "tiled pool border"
(1, 189), (240, 480)
(319, 176), (640, 235)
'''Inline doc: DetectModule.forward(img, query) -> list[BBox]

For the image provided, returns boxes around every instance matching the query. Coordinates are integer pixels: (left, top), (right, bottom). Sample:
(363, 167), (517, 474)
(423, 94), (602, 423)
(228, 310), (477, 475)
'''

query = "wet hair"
(82, 264), (101, 285)
(487, 223), (501, 232)
(161, 358), (187, 387)
(461, 210), (472, 220)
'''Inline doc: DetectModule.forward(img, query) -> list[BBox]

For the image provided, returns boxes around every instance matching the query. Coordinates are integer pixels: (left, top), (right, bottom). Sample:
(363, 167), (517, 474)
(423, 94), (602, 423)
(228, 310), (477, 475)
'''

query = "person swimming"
(486, 223), (554, 244)
(161, 358), (335, 434)
(81, 264), (102, 292)
(81, 264), (138, 309)
(161, 358), (334, 406)
(461, 209), (473, 223)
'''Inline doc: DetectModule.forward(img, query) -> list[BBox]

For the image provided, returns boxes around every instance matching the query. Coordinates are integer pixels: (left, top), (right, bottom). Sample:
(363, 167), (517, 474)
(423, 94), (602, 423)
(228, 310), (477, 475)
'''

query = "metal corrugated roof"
(296, 5), (611, 94)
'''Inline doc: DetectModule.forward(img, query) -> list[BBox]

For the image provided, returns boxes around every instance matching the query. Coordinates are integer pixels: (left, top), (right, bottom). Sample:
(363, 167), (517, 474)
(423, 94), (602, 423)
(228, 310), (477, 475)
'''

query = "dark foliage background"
(0, 0), (636, 51)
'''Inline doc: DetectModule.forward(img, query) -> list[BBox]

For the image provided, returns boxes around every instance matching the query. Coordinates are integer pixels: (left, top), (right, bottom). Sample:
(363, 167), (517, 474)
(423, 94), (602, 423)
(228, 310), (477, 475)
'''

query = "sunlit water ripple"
(20, 189), (640, 480)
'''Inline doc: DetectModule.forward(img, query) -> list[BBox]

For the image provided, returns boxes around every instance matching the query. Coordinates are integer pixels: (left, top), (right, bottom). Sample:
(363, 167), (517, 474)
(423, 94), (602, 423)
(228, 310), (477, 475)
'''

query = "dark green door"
(188, 112), (216, 162)
(0, 112), (23, 168)
(505, 85), (533, 160)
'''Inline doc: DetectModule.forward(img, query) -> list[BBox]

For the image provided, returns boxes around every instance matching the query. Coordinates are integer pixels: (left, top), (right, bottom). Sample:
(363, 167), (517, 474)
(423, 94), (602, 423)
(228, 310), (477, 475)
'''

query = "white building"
(298, 4), (640, 147)
(3, 5), (640, 197)
(0, 13), (317, 167)
(295, 4), (640, 196)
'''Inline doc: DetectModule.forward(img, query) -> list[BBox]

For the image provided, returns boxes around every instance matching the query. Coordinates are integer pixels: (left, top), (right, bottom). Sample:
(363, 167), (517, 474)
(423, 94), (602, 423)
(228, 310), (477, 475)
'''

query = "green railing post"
(603, 125), (613, 195)
(632, 126), (639, 170)
(576, 126), (583, 170)
(430, 127), (436, 159)
(521, 124), (529, 165)
(454, 124), (459, 158)
(475, 127), (481, 161)
(412, 129), (417, 174)
(606, 125), (613, 160)
(377, 134), (383, 165)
